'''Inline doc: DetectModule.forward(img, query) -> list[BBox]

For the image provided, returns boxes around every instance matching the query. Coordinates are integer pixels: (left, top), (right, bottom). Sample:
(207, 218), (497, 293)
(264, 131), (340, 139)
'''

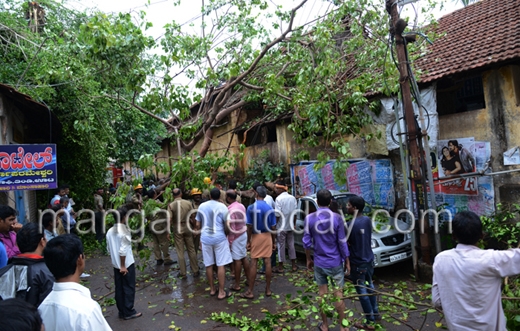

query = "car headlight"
(371, 239), (379, 248)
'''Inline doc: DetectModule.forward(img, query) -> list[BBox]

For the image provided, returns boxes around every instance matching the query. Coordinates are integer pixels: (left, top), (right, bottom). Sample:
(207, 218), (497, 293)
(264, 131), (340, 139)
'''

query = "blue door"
(14, 190), (26, 225)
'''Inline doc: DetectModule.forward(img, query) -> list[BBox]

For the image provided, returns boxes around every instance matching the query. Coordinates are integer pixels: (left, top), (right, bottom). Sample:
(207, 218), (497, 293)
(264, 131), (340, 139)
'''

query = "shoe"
(80, 273), (90, 278)
(164, 260), (176, 266)
(193, 271), (200, 278)
(123, 312), (142, 320)
(156, 259), (164, 265)
(177, 273), (187, 279)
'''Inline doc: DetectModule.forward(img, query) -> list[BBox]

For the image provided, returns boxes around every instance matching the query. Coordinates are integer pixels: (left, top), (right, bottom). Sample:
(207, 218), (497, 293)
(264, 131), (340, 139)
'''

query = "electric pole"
(386, 0), (432, 270)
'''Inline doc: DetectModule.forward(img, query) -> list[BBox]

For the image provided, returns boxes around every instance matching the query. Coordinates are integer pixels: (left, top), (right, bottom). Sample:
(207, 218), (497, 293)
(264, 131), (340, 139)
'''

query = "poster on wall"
(347, 159), (395, 210)
(291, 159), (395, 210)
(292, 162), (348, 197)
(433, 139), (494, 216)
(0, 144), (57, 191)
(435, 137), (478, 196)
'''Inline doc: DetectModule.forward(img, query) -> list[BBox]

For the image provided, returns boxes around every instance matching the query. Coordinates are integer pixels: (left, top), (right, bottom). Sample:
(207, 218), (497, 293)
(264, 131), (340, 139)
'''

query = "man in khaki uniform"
(169, 188), (200, 278)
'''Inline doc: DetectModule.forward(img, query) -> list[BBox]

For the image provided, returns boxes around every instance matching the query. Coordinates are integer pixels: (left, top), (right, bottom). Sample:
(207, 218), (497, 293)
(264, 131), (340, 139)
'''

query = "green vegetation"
(480, 204), (520, 330)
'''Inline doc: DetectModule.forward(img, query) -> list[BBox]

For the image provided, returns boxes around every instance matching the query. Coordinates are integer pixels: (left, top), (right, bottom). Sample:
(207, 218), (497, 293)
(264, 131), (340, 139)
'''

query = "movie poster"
(435, 137), (478, 196)
(434, 138), (494, 216)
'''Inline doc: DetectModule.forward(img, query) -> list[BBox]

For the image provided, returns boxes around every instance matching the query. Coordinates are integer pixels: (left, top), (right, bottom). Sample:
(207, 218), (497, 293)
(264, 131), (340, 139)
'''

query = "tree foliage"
(0, 0), (165, 203)
(1, 0), (440, 200)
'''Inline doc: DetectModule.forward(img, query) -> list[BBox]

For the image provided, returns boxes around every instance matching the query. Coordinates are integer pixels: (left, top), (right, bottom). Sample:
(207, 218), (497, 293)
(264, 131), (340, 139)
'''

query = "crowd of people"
(0, 176), (519, 331)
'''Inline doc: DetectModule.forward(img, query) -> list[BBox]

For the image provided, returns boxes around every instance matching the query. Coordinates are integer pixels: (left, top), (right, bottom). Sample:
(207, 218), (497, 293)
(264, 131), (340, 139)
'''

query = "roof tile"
(415, 0), (520, 82)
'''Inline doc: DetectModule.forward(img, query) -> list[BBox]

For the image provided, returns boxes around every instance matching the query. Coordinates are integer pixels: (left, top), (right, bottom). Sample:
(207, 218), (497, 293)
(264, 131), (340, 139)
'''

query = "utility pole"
(386, 0), (432, 273)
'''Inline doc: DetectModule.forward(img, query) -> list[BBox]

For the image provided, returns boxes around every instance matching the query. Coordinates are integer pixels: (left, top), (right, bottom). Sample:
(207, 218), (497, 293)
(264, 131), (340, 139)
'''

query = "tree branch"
(104, 94), (176, 130)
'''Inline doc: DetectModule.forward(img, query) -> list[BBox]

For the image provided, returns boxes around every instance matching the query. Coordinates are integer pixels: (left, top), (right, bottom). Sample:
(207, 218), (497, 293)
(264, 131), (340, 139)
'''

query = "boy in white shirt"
(106, 207), (142, 320)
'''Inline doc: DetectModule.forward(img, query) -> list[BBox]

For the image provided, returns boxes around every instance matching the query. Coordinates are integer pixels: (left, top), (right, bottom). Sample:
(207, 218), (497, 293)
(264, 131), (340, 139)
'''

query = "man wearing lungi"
(240, 186), (277, 299)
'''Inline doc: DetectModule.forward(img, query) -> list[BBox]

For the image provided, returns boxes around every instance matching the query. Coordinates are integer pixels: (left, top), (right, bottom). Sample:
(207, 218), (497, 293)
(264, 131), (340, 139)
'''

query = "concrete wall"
(438, 64), (520, 204)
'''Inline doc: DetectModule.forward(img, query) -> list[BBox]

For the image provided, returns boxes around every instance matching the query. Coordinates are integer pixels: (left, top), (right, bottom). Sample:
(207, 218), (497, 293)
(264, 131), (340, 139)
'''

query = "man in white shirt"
(273, 180), (298, 273)
(432, 211), (520, 331)
(196, 188), (233, 300)
(39, 234), (112, 331)
(106, 207), (142, 320)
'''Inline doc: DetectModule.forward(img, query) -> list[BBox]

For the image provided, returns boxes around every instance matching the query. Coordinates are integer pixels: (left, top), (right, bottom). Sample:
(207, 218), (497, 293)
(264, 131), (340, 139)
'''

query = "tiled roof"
(415, 0), (520, 83)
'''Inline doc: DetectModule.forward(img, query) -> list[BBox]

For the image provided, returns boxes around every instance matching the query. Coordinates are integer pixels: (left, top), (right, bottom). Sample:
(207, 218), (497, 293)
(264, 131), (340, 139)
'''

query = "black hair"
(275, 179), (285, 186)
(146, 188), (157, 199)
(0, 205), (16, 220)
(0, 298), (42, 331)
(252, 181), (262, 191)
(316, 189), (332, 207)
(16, 223), (44, 253)
(448, 140), (460, 149)
(228, 180), (238, 190)
(172, 188), (182, 197)
(348, 195), (365, 213)
(452, 211), (482, 245)
(41, 212), (55, 229)
(43, 234), (83, 280)
(118, 206), (129, 221)
(256, 186), (267, 198)
(226, 190), (237, 200)
(210, 187), (221, 200)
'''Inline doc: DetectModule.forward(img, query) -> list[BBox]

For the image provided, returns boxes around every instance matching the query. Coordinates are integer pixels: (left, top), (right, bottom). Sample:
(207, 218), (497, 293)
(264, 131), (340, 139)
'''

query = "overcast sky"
(63, 0), (463, 93)
(65, 0), (463, 41)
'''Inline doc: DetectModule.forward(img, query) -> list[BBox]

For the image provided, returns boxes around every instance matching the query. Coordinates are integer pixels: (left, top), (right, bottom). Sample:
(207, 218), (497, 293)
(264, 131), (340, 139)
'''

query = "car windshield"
(331, 195), (353, 216)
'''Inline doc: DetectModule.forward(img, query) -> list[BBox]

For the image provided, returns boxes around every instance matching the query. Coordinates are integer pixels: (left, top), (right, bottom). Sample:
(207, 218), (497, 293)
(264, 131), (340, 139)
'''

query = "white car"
(293, 190), (412, 268)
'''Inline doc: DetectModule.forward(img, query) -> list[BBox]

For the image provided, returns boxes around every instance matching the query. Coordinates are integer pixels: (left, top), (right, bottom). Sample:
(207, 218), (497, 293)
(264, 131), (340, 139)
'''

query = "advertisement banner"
(435, 137), (478, 196)
(0, 144), (57, 191)
(431, 139), (495, 217)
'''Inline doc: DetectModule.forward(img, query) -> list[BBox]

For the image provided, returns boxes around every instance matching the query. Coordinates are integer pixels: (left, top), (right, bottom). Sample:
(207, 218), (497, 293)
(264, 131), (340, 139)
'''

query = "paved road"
(84, 246), (442, 331)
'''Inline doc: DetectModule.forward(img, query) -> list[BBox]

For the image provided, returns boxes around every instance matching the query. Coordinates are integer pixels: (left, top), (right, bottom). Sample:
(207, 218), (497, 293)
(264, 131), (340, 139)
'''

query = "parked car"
(293, 190), (412, 268)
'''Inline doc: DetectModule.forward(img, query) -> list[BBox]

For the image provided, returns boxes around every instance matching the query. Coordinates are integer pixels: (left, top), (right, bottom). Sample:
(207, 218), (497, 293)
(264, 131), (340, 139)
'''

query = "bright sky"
(62, 0), (463, 93)
(65, 0), (463, 41)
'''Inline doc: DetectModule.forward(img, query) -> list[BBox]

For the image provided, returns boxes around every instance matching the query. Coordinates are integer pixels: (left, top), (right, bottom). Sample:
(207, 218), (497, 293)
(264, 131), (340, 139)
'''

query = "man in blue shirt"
(240, 186), (276, 300)
(347, 195), (380, 330)
(303, 189), (350, 331)
(0, 241), (7, 268)
(196, 188), (233, 300)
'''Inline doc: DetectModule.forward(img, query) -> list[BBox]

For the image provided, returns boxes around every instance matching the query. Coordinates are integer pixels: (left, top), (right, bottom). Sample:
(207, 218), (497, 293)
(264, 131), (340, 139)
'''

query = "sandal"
(272, 268), (284, 274)
(239, 292), (255, 300)
(217, 290), (233, 300)
(230, 286), (241, 292)
(292, 266), (299, 272)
